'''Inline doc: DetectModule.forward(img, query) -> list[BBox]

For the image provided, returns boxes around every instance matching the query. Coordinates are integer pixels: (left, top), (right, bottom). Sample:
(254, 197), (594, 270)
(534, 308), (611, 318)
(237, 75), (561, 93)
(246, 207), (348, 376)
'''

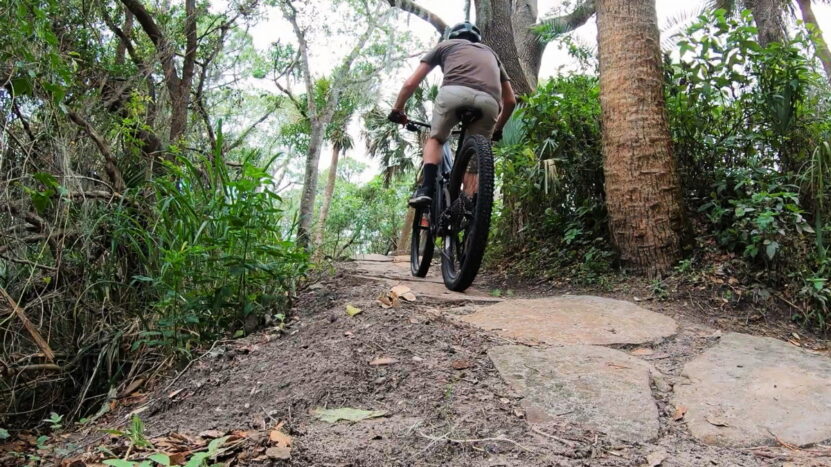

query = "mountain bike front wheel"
(440, 134), (494, 291)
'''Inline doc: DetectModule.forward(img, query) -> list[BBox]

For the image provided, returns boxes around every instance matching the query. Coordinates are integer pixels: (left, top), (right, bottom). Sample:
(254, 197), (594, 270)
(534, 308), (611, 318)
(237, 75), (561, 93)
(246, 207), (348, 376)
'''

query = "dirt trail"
(40, 256), (831, 466)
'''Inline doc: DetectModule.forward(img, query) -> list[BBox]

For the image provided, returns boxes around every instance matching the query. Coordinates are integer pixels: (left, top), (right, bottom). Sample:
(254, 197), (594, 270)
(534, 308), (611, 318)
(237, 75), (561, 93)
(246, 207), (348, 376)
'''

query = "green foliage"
(665, 10), (831, 328)
(102, 416), (226, 467)
(43, 412), (63, 430)
(491, 75), (612, 281)
(318, 174), (411, 258)
(133, 131), (308, 349)
(700, 165), (811, 263)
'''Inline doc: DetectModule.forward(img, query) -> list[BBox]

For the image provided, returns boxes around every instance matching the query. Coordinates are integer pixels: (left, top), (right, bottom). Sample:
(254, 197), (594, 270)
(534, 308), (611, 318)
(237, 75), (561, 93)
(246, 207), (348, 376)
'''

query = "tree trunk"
(797, 0), (831, 82)
(297, 121), (326, 247)
(747, 0), (788, 47)
(511, 0), (544, 87)
(395, 207), (415, 255)
(596, 0), (686, 275)
(475, 0), (535, 94)
(314, 144), (341, 248)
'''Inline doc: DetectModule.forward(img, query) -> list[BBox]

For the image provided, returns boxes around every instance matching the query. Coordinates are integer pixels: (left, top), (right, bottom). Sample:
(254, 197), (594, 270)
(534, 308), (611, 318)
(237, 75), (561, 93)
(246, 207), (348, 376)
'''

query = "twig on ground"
(417, 430), (532, 452)
(530, 426), (577, 447)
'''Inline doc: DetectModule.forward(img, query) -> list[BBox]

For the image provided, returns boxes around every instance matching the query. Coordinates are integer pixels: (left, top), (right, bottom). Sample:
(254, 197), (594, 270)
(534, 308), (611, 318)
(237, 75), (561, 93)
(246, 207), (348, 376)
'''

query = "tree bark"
(596, 0), (686, 275)
(119, 0), (197, 142)
(395, 207), (415, 255)
(747, 0), (788, 47)
(314, 144), (341, 248)
(797, 0), (831, 82)
(475, 0), (534, 94)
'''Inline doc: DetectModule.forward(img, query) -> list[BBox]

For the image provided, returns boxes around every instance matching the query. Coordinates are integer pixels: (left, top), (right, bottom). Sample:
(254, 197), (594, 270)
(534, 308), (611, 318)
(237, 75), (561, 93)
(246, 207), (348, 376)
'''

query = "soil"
(7, 264), (831, 466)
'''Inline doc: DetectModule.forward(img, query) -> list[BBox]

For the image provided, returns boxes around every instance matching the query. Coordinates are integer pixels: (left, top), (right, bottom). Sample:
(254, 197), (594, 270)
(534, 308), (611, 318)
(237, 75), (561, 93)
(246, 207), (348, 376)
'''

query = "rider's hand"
(492, 129), (503, 142)
(388, 109), (408, 124)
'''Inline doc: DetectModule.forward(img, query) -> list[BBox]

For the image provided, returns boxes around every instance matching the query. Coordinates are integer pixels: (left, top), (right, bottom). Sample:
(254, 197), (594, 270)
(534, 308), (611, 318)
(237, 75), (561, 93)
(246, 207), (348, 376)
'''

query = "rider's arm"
(392, 62), (434, 112)
(494, 80), (517, 133)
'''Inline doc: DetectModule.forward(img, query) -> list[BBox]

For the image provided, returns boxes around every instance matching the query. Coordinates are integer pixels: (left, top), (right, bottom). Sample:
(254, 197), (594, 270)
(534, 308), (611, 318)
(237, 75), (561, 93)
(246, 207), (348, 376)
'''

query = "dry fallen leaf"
(198, 429), (225, 439)
(168, 388), (185, 399)
(643, 448), (668, 467)
(369, 357), (398, 366)
(312, 407), (387, 423)
(346, 304), (362, 317)
(705, 414), (729, 427)
(390, 285), (411, 297)
(451, 359), (473, 370)
(268, 425), (292, 459)
(377, 295), (393, 309)
(630, 348), (654, 356)
(672, 405), (687, 421)
(269, 429), (292, 447)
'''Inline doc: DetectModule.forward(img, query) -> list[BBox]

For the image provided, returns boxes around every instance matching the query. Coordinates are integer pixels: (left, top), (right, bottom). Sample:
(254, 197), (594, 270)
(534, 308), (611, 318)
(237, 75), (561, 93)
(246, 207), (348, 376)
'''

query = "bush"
(133, 137), (308, 349)
(491, 75), (612, 281)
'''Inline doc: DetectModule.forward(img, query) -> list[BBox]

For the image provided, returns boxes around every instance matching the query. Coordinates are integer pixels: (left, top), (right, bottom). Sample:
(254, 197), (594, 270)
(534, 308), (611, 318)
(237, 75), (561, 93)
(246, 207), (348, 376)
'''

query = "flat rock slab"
(352, 254), (394, 262)
(379, 279), (502, 304)
(344, 260), (501, 303)
(675, 332), (831, 447)
(459, 296), (677, 345)
(489, 345), (659, 442)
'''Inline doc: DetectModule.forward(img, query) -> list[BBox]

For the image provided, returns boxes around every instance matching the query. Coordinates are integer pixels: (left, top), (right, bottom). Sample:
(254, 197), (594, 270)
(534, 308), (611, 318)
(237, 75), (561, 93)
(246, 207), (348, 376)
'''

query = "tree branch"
(227, 102), (281, 151)
(119, 0), (181, 97)
(386, 0), (447, 35)
(280, 0), (316, 119)
(1, 287), (56, 363)
(534, 0), (596, 37)
(67, 112), (126, 193)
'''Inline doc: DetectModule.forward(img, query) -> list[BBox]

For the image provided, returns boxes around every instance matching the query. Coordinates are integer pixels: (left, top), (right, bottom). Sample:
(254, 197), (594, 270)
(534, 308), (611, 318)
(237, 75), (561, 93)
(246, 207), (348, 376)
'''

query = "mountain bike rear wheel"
(410, 204), (434, 277)
(440, 134), (494, 291)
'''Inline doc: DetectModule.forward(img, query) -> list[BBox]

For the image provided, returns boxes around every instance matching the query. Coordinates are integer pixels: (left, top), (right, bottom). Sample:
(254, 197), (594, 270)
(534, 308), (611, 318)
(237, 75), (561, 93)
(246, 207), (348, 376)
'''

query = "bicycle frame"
(406, 121), (468, 239)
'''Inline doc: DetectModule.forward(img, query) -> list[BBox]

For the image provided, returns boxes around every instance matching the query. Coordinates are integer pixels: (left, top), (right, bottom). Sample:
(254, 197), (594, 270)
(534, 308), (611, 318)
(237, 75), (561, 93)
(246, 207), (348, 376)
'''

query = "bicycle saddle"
(456, 107), (482, 124)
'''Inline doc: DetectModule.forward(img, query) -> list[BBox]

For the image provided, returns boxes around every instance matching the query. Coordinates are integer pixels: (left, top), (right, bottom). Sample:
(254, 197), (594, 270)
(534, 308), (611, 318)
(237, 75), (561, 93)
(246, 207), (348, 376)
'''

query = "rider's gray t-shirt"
(421, 39), (510, 104)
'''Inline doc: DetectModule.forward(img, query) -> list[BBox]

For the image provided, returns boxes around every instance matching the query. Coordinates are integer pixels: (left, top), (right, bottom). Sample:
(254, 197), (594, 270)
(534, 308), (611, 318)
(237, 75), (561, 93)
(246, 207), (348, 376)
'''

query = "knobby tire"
(441, 134), (494, 291)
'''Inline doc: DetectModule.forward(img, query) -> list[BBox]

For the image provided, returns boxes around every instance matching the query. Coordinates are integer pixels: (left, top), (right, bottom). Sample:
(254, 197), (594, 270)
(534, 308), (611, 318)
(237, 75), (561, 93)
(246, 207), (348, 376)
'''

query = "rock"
(459, 296), (677, 345)
(488, 345), (660, 442)
(353, 254), (393, 262)
(674, 332), (831, 447)
(266, 446), (291, 460)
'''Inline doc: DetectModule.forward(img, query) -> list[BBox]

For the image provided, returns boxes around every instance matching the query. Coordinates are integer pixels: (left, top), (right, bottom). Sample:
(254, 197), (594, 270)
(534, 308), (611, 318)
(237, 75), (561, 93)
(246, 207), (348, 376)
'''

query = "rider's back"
(422, 39), (508, 104)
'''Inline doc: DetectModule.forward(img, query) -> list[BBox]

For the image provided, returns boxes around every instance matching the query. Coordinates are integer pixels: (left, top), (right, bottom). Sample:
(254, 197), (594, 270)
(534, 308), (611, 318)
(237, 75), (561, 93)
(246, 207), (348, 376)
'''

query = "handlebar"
(405, 120), (430, 132)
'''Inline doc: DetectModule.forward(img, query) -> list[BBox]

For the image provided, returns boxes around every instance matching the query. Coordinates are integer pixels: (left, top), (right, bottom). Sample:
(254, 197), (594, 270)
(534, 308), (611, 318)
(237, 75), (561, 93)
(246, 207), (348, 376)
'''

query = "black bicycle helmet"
(447, 22), (482, 43)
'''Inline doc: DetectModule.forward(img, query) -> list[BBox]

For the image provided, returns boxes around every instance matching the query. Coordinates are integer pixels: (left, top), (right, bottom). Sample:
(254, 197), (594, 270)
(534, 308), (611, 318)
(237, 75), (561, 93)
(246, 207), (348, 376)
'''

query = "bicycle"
(402, 108), (494, 292)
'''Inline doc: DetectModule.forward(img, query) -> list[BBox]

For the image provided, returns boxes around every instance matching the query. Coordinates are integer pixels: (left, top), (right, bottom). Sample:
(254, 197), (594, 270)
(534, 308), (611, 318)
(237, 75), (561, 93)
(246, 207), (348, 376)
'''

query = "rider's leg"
(410, 88), (461, 207)
(420, 137), (443, 191)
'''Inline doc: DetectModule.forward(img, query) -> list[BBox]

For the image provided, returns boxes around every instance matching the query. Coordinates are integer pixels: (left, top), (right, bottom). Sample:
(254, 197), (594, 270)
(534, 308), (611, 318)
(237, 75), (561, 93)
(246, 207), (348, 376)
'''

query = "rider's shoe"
(408, 186), (434, 207)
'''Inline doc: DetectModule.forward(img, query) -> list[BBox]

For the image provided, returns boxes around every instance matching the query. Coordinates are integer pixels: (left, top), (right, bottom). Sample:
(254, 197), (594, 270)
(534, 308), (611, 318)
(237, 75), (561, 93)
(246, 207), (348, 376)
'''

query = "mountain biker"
(388, 21), (517, 207)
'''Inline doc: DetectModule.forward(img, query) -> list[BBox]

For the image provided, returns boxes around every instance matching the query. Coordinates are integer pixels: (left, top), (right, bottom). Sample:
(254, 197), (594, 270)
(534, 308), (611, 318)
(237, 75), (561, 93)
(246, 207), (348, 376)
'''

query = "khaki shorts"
(430, 85), (499, 142)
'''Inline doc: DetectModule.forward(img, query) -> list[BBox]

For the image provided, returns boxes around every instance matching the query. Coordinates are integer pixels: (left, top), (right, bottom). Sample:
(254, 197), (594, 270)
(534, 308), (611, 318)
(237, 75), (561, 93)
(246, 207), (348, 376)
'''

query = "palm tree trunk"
(314, 144), (341, 248)
(596, 0), (687, 275)
(797, 0), (831, 82)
